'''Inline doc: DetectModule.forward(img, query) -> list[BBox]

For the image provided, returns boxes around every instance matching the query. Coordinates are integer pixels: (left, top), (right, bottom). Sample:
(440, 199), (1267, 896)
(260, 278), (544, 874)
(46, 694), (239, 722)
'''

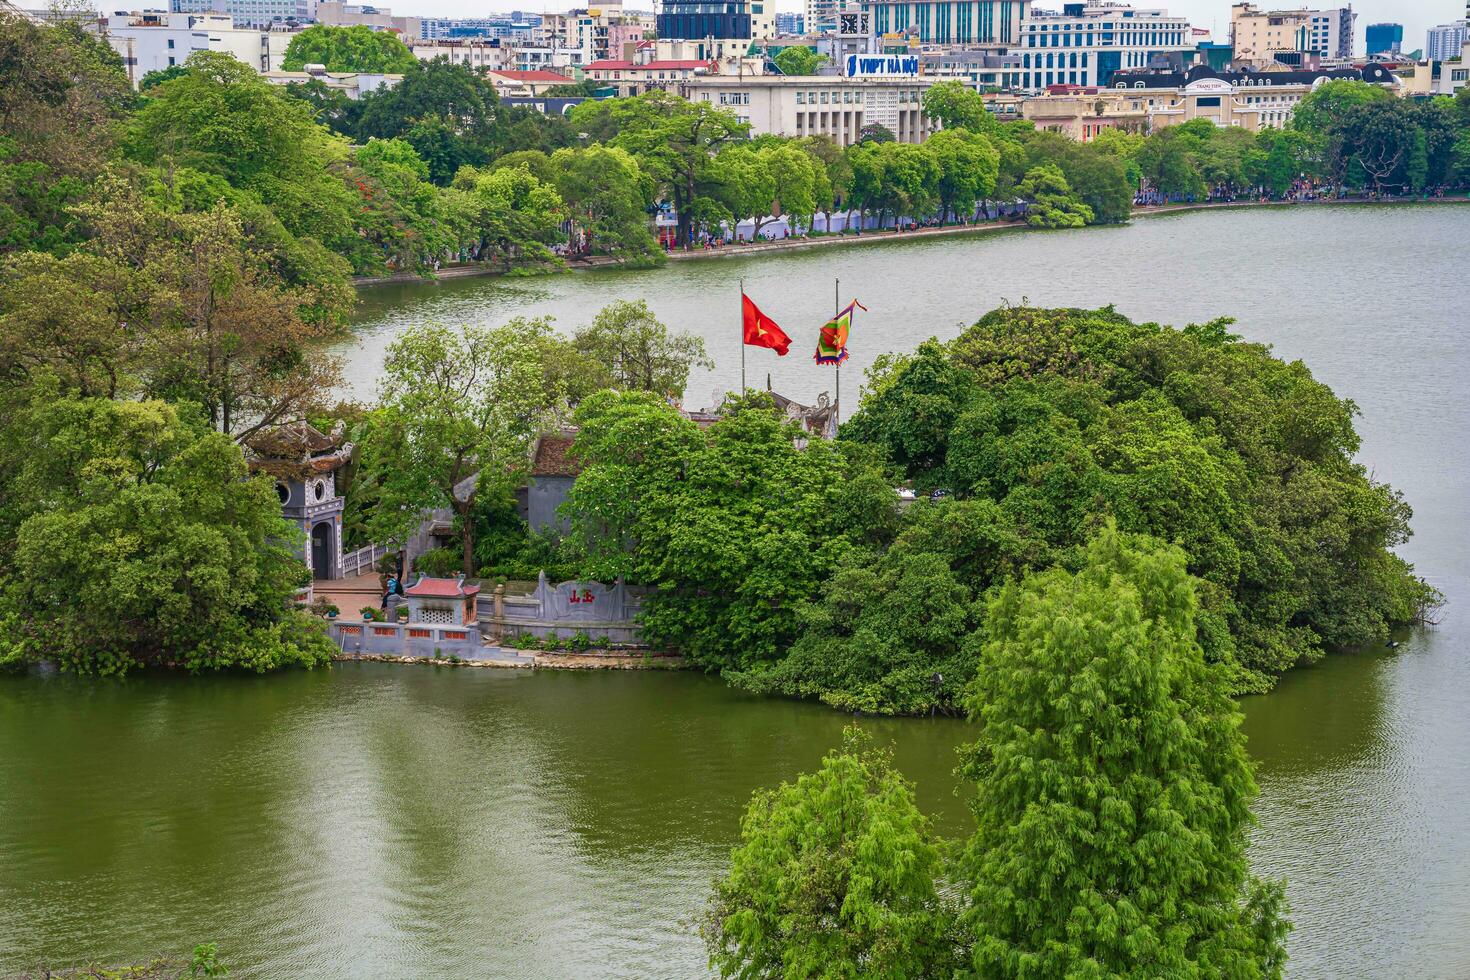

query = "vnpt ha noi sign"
(845, 54), (920, 77)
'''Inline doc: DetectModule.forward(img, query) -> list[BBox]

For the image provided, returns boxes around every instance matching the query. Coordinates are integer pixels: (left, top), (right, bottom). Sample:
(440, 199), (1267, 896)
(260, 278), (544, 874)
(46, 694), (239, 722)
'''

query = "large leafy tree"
(281, 24), (417, 73)
(365, 320), (568, 575)
(924, 127), (1000, 222)
(454, 164), (565, 269)
(550, 144), (657, 257)
(0, 13), (132, 253)
(123, 51), (363, 266)
(703, 728), (962, 979)
(844, 306), (1438, 691)
(772, 45), (826, 77)
(921, 80), (997, 134)
(565, 391), (898, 670)
(571, 91), (748, 246)
(571, 299), (712, 398)
(355, 57), (503, 183)
(0, 393), (333, 674)
(958, 526), (1290, 977)
(80, 194), (345, 441)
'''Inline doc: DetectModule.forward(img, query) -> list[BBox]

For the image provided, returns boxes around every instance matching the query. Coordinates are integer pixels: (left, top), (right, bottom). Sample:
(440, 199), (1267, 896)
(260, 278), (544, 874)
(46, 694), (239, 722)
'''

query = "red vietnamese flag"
(742, 293), (792, 356)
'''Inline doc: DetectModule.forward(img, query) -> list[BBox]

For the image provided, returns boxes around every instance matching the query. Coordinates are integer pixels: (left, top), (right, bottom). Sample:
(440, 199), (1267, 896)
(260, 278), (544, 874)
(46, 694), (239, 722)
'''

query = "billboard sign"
(845, 54), (920, 76)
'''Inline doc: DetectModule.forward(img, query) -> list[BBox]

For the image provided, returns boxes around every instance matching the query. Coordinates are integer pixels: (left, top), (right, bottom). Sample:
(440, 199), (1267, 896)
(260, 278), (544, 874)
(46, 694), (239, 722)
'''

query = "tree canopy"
(281, 24), (417, 73)
(704, 728), (960, 979)
(959, 526), (1289, 977)
(0, 393), (332, 674)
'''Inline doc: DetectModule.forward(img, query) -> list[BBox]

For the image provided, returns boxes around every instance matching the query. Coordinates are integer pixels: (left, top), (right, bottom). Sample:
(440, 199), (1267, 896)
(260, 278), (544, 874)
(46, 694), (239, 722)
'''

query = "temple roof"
(405, 576), (481, 599)
(246, 421), (353, 477)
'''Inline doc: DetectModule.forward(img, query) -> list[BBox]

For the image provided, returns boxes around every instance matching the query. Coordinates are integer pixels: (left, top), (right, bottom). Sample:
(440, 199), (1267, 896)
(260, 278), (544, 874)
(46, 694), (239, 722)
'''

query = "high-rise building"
(1426, 17), (1469, 62)
(1013, 2), (1192, 92)
(1229, 4), (1354, 66)
(774, 11), (804, 33)
(1364, 22), (1402, 56)
(170, 0), (314, 30)
(863, 0), (1028, 45)
(655, 0), (751, 59)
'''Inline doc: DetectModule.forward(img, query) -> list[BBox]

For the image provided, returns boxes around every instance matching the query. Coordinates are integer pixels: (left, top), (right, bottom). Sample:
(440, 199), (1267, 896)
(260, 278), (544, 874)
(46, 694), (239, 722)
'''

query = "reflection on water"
(3, 205), (1468, 978)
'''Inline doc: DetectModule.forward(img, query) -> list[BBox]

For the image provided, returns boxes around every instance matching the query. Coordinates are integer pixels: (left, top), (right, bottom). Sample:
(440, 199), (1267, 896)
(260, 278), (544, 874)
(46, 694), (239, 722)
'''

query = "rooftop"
(488, 69), (573, 82)
(405, 576), (481, 599)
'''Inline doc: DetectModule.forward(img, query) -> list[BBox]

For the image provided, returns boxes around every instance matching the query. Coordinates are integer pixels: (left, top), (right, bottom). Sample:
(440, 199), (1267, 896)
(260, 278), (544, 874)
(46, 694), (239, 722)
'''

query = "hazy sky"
(390, 0), (1465, 54)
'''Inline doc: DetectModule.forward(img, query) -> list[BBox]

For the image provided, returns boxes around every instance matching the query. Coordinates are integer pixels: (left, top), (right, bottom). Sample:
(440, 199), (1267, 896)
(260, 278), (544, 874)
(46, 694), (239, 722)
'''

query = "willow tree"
(958, 526), (1290, 977)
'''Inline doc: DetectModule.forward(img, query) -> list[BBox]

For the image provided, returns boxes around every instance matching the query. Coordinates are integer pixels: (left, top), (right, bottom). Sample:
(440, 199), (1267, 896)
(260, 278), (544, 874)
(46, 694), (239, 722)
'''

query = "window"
(313, 480), (327, 502)
(820, 91), (828, 103)
(796, 90), (805, 104)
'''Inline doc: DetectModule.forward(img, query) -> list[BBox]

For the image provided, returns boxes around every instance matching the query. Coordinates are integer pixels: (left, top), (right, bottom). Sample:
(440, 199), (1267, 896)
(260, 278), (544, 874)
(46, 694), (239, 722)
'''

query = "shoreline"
(351, 195), (1470, 289)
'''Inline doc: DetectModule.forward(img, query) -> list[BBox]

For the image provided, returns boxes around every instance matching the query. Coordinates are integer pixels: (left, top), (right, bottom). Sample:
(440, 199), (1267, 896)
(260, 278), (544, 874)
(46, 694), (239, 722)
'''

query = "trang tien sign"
(846, 54), (919, 77)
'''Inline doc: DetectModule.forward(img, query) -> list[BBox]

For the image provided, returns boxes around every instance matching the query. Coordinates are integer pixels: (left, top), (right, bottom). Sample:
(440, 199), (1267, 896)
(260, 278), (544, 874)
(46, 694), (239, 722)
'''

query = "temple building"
(246, 422), (354, 581)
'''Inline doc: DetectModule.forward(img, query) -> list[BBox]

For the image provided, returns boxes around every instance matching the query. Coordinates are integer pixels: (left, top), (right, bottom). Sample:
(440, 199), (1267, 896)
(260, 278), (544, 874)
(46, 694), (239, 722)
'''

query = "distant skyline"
(392, 0), (1464, 54)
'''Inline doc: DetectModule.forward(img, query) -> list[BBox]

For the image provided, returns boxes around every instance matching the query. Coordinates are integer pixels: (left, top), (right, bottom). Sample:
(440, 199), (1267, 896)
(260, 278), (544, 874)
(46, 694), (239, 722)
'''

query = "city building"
(775, 11), (804, 33)
(484, 68), (574, 96)
(655, 0), (751, 60)
(1365, 22), (1402, 56)
(807, 0), (839, 33)
(1025, 61), (1397, 139)
(1229, 3), (1355, 67)
(419, 13), (542, 40)
(584, 57), (717, 96)
(100, 10), (272, 85)
(169, 0), (312, 31)
(1013, 2), (1193, 92)
(1426, 17), (1469, 63)
(680, 73), (936, 144)
(262, 63), (403, 97)
(865, 0), (1029, 46)
(409, 37), (517, 71)
(921, 48), (1025, 89)
(1396, 39), (1470, 98)
(312, 1), (420, 37)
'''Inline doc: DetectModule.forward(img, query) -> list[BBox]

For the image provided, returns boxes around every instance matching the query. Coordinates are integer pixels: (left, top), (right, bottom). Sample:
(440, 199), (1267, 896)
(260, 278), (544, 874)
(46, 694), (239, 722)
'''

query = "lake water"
(3, 204), (1468, 978)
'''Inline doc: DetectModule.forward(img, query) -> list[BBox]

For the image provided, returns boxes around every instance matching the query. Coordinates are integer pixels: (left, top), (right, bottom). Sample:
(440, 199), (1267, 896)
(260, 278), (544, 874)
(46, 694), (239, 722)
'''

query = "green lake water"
(3, 204), (1467, 978)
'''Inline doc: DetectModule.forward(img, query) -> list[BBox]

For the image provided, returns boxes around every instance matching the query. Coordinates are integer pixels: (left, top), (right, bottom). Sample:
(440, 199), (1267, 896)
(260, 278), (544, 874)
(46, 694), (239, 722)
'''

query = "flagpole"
(834, 277), (841, 430)
(740, 277), (746, 393)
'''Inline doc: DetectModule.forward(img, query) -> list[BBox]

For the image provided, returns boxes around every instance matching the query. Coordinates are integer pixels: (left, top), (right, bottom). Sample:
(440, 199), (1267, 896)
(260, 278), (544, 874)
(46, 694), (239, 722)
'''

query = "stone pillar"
(492, 584), (505, 641)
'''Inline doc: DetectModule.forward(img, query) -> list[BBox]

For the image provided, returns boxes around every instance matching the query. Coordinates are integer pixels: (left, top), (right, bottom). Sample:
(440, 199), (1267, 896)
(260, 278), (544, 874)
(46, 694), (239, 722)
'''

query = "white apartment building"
(1426, 20), (1469, 63)
(1229, 4), (1354, 66)
(100, 10), (271, 85)
(1013, 2), (1193, 92)
(168, 0), (311, 31)
(680, 74), (936, 144)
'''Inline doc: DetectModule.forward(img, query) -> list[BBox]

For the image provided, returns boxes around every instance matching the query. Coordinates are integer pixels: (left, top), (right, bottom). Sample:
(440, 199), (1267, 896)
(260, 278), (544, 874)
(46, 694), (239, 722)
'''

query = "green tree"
(123, 51), (363, 268)
(455, 164), (566, 269)
(1016, 164), (1093, 227)
(1, 394), (333, 674)
(551, 144), (657, 257)
(281, 24), (417, 73)
(703, 728), (961, 979)
(366, 320), (568, 575)
(572, 91), (748, 246)
(355, 57), (503, 182)
(565, 391), (897, 670)
(571, 299), (712, 398)
(843, 306), (1438, 692)
(773, 46), (827, 77)
(958, 525), (1290, 977)
(921, 80), (995, 134)
(924, 127), (999, 222)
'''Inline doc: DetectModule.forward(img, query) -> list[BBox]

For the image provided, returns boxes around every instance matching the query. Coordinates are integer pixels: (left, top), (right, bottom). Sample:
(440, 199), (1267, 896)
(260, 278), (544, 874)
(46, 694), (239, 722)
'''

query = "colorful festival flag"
(742, 293), (792, 356)
(814, 300), (867, 366)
